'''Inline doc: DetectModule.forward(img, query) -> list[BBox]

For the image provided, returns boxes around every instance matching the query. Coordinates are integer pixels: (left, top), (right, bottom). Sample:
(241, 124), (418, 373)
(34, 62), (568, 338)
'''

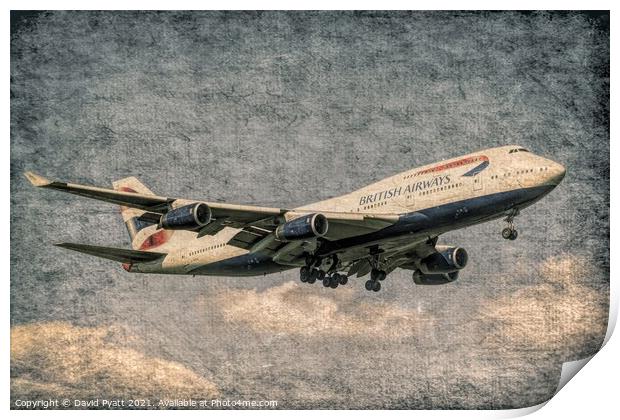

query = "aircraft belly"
(189, 252), (288, 277)
(319, 185), (554, 256)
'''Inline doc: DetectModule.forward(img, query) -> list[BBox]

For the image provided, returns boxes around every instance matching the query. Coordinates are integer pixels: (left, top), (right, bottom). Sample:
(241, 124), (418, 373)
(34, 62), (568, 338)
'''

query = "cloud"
(205, 281), (435, 339)
(11, 322), (219, 402)
(477, 254), (608, 358)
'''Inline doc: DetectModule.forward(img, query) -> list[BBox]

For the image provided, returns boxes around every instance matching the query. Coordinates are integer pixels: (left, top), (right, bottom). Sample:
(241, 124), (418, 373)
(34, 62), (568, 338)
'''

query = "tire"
(509, 230), (518, 240)
(300, 266), (310, 282)
(372, 281), (381, 292)
(370, 268), (380, 281)
(307, 276), (316, 284)
(378, 271), (387, 281)
(339, 275), (348, 285)
(365, 280), (374, 291)
(502, 227), (513, 240)
(329, 277), (338, 289)
(322, 277), (331, 287)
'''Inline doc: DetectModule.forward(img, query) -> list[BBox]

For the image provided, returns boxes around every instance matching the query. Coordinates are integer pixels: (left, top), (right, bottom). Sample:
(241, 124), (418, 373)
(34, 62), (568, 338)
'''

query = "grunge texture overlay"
(10, 11), (609, 409)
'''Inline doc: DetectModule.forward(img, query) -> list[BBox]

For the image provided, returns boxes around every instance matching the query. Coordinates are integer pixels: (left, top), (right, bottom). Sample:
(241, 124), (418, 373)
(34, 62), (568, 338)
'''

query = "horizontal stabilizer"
(55, 243), (166, 264)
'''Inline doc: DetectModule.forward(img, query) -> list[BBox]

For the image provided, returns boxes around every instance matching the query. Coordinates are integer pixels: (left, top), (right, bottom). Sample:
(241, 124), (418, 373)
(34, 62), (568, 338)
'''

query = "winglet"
(24, 171), (52, 187)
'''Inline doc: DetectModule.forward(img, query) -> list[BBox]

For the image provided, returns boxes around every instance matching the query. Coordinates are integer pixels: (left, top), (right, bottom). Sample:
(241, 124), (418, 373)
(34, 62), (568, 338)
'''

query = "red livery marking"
(139, 230), (172, 250)
(415, 155), (489, 176)
(118, 185), (173, 250)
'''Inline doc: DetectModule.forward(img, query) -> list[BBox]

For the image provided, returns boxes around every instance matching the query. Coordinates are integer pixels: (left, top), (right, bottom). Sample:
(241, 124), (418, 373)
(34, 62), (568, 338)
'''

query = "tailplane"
(55, 242), (165, 272)
(55, 243), (165, 263)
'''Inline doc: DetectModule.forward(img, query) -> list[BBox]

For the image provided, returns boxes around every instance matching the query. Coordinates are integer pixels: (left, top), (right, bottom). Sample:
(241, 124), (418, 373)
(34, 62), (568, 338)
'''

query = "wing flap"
(55, 243), (166, 264)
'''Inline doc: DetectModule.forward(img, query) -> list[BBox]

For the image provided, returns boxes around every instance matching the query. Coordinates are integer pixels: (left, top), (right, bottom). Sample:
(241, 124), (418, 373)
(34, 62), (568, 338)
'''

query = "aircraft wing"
(24, 171), (287, 223)
(25, 172), (400, 240)
(25, 171), (404, 265)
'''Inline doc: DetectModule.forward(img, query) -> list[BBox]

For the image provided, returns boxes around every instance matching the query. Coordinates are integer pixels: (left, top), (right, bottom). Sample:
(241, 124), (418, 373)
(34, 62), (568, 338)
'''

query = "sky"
(10, 11), (609, 409)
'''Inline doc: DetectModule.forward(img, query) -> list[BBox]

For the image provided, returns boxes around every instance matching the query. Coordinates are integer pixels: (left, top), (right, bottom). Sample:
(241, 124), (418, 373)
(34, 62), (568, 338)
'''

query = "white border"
(4, 2), (616, 419)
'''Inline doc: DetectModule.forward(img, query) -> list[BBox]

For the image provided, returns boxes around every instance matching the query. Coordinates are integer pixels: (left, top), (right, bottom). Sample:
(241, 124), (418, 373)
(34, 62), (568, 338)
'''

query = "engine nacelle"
(160, 203), (211, 230)
(418, 246), (468, 274)
(413, 271), (459, 285)
(275, 213), (328, 241)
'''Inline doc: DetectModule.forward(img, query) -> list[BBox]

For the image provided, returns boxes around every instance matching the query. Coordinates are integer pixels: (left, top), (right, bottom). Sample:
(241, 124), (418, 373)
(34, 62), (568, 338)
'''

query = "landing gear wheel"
(322, 277), (331, 288)
(300, 266), (310, 282)
(329, 276), (339, 289)
(338, 275), (348, 285)
(365, 280), (374, 291)
(372, 281), (381, 292)
(502, 227), (513, 240)
(502, 227), (518, 240)
(371, 268), (387, 281)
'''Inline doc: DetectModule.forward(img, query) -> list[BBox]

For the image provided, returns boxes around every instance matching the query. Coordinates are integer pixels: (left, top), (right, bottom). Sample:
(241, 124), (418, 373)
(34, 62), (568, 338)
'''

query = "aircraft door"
(472, 175), (483, 192)
(394, 176), (414, 211)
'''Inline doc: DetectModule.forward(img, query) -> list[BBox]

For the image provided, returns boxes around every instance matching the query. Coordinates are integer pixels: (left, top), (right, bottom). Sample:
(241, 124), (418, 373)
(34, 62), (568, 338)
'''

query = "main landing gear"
(322, 273), (348, 289)
(299, 263), (348, 289)
(364, 268), (386, 293)
(501, 209), (519, 240)
(300, 254), (388, 293)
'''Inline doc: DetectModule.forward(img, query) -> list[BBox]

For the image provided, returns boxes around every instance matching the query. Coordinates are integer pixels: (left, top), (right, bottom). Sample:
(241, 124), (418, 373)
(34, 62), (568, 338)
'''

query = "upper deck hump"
(296, 146), (509, 212)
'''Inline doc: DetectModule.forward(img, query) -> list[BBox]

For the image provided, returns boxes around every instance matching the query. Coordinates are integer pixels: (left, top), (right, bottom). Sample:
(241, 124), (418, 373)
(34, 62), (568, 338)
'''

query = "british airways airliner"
(25, 145), (565, 292)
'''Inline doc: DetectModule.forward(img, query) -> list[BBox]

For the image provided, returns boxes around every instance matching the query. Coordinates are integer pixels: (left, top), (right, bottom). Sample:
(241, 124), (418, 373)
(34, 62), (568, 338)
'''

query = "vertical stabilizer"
(112, 177), (173, 251)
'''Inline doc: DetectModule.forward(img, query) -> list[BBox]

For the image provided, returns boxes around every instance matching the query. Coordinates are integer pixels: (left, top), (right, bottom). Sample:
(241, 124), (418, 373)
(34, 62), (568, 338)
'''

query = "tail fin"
(112, 177), (173, 251)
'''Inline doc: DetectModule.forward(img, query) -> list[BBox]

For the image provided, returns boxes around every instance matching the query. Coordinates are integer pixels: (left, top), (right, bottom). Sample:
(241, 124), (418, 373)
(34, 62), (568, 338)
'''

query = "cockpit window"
(509, 148), (530, 154)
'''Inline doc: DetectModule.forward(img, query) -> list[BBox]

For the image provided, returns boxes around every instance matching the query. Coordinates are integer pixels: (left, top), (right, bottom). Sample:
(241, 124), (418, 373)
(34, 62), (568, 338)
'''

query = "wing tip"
(24, 171), (51, 187)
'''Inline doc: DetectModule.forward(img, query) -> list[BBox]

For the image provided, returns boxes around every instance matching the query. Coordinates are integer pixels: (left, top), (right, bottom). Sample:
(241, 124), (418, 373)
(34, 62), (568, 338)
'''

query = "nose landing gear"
(502, 209), (519, 240)
(364, 268), (386, 292)
(502, 227), (518, 240)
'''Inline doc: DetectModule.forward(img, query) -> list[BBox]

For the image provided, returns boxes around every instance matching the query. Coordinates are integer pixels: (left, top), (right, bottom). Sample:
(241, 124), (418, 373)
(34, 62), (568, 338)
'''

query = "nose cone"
(548, 161), (566, 185)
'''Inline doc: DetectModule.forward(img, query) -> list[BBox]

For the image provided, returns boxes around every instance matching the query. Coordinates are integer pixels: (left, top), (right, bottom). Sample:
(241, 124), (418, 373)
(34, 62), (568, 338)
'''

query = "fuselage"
(129, 145), (565, 276)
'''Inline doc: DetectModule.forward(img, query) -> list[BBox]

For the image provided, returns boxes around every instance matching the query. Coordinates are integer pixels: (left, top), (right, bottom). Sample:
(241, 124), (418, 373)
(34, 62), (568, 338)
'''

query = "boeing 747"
(25, 145), (565, 292)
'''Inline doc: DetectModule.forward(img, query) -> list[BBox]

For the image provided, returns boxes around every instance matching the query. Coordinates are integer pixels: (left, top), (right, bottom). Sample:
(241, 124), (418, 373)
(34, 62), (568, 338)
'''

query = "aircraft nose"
(548, 161), (566, 185)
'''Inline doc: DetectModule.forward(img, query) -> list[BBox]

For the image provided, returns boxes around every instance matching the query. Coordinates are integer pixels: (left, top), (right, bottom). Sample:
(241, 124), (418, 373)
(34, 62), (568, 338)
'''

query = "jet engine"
(275, 213), (328, 241)
(412, 271), (459, 285)
(160, 203), (211, 230)
(418, 246), (468, 274)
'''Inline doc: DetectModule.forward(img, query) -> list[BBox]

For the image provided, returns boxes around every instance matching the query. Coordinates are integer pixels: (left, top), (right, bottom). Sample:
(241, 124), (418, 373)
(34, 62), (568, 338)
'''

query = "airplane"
(24, 145), (565, 293)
